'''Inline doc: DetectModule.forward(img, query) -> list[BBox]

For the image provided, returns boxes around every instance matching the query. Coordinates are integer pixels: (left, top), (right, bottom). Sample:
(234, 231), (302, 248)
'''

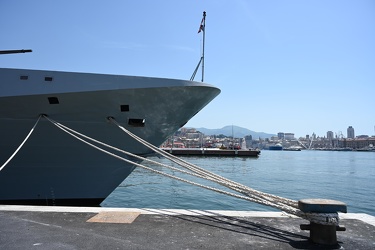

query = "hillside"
(192, 125), (275, 139)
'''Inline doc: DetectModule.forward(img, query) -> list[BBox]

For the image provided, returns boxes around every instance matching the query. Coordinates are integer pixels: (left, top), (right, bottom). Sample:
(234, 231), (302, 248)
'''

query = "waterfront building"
(244, 135), (253, 149)
(277, 132), (285, 140)
(347, 126), (355, 138)
(245, 135), (253, 141)
(327, 131), (334, 140)
(186, 131), (201, 139)
(284, 133), (294, 140)
(270, 136), (279, 141)
(312, 133), (316, 140)
(338, 137), (375, 149)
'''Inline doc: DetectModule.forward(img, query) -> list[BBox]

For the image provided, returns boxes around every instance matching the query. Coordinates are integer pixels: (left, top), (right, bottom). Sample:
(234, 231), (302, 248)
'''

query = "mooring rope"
(0, 115), (42, 172)
(109, 118), (298, 206)
(107, 118), (340, 225)
(44, 115), (297, 211)
(43, 116), (295, 211)
(42, 115), (339, 225)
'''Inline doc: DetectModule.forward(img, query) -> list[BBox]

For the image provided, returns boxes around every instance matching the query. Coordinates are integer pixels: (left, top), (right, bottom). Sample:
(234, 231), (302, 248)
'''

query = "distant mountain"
(192, 125), (275, 139)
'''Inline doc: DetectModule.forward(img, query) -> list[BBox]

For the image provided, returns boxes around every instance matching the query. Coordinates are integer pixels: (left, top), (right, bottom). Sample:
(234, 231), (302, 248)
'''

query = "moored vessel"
(268, 143), (283, 150)
(0, 68), (220, 206)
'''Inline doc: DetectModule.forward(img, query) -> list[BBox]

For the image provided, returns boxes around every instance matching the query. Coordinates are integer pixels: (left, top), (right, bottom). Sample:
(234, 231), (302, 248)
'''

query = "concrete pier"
(162, 148), (261, 157)
(0, 205), (374, 249)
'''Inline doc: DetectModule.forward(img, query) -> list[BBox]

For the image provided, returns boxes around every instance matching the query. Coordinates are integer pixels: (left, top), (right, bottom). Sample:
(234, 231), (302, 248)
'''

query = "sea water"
(102, 150), (375, 216)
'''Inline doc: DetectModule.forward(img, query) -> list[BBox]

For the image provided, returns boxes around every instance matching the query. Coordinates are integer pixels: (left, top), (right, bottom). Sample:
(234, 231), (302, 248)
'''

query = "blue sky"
(1, 0), (374, 138)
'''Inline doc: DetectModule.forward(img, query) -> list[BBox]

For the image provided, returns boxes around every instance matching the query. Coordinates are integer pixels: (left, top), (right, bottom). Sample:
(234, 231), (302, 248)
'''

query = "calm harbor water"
(102, 150), (375, 216)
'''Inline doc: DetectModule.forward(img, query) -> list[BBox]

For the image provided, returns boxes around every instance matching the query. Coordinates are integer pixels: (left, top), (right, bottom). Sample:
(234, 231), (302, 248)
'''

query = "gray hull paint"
(0, 68), (220, 205)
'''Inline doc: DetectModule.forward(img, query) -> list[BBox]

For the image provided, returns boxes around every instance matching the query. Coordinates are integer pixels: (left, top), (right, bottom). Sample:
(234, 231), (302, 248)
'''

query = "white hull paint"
(0, 68), (220, 205)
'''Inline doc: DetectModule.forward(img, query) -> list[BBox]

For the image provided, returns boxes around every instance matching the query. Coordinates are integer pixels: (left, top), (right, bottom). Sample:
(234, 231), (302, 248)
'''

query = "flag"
(198, 17), (204, 33)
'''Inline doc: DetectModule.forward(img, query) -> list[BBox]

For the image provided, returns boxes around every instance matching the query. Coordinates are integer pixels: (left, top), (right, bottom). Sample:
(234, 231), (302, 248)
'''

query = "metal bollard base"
(298, 199), (347, 246)
(311, 222), (336, 245)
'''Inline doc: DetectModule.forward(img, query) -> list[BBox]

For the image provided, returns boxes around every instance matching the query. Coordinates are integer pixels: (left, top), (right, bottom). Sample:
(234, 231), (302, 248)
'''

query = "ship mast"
(191, 11), (206, 82)
(201, 11), (206, 82)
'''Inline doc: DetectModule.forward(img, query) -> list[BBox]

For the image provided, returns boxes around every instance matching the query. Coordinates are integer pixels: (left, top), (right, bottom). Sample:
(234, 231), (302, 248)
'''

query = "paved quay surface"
(0, 205), (374, 249)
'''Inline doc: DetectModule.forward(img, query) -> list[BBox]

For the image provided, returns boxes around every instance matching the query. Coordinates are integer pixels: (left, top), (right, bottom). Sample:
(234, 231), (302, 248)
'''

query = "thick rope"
(43, 115), (340, 225)
(109, 118), (298, 208)
(108, 118), (340, 225)
(45, 116), (297, 211)
(0, 115), (42, 172)
(44, 117), (295, 211)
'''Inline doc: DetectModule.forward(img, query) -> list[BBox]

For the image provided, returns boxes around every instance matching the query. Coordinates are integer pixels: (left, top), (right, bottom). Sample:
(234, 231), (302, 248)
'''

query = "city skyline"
(191, 124), (374, 139)
(1, 1), (374, 138)
(175, 126), (375, 151)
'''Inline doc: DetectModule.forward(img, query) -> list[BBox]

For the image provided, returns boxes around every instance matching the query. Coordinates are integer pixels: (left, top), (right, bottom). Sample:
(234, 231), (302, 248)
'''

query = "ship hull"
(0, 68), (220, 206)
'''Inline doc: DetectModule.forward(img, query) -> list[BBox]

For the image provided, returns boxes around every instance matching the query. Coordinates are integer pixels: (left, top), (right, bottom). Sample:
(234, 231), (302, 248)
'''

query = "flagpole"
(201, 11), (206, 82)
(190, 11), (206, 82)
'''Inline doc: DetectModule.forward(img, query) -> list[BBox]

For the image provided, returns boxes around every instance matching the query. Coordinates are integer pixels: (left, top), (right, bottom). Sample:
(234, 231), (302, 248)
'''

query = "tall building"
(244, 135), (253, 148)
(277, 132), (284, 140)
(327, 131), (334, 140)
(347, 126), (355, 138)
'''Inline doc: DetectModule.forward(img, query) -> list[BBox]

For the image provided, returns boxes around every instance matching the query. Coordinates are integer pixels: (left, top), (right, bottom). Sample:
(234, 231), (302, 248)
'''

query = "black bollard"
(299, 199), (347, 245)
